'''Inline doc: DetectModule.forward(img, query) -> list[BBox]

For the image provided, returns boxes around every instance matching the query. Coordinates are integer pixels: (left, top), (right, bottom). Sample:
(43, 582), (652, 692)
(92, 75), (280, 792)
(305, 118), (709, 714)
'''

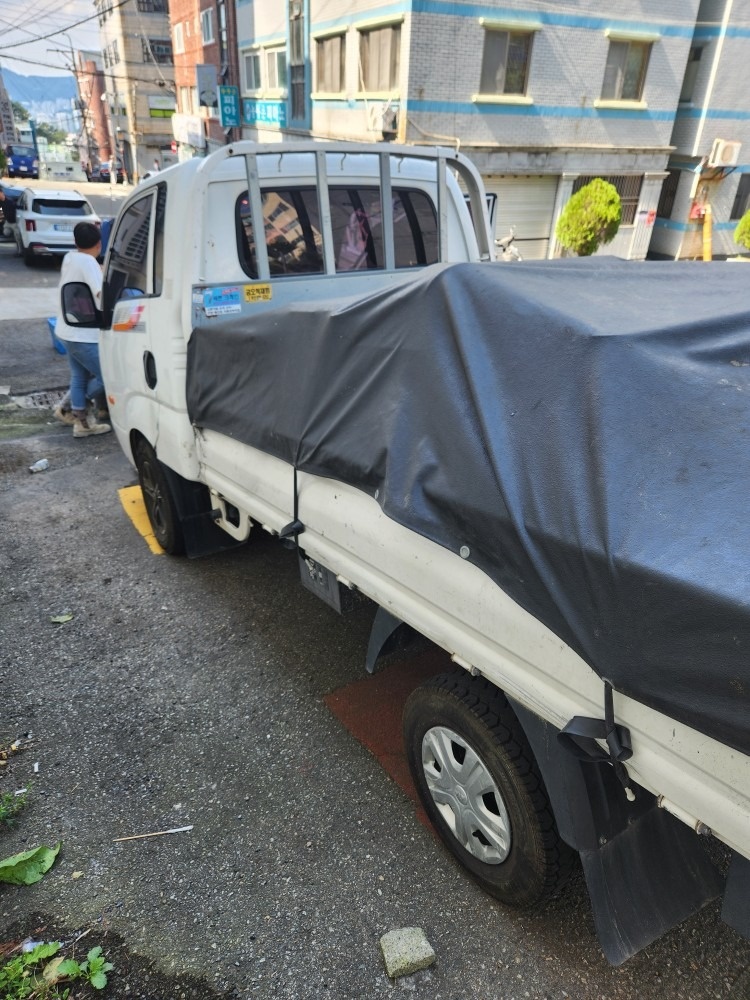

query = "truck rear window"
(236, 186), (438, 278)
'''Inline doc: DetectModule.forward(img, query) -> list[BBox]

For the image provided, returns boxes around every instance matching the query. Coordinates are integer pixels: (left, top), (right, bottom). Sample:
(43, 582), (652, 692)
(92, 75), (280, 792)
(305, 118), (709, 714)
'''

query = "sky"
(0, 0), (103, 78)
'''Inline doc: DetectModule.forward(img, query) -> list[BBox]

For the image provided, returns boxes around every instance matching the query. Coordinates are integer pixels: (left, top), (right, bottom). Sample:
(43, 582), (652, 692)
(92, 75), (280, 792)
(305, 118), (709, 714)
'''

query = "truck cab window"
(236, 188), (324, 278)
(235, 186), (438, 277)
(329, 187), (438, 271)
(153, 183), (167, 295)
(104, 194), (153, 309)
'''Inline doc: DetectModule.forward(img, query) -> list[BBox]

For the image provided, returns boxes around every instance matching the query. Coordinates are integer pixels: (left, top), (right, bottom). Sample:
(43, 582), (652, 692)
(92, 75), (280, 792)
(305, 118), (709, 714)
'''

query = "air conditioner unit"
(367, 103), (398, 135)
(708, 138), (741, 168)
(367, 102), (386, 132)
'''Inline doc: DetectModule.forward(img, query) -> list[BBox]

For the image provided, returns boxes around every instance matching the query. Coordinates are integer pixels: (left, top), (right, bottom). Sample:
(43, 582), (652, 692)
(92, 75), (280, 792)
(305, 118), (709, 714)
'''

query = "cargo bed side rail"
(194, 140), (495, 281)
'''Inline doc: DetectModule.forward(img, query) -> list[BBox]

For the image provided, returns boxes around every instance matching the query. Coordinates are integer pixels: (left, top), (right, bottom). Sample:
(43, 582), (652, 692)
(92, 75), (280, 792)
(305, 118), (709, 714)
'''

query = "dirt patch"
(0, 398), (64, 444)
(2, 913), (242, 1000)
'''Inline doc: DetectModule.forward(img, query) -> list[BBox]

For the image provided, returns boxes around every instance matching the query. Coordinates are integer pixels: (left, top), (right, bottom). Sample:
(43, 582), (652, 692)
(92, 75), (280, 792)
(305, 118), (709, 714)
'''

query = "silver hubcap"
(422, 726), (511, 865)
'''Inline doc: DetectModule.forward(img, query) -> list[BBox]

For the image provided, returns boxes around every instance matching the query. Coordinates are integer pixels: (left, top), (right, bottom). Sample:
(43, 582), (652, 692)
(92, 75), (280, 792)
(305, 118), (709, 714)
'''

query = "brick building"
(169, 0), (240, 158)
(74, 51), (111, 171)
(234, 0), (743, 260)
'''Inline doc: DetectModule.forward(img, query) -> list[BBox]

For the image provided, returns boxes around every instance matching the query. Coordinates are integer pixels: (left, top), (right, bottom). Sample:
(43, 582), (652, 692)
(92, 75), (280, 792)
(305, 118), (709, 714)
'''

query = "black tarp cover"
(187, 259), (750, 758)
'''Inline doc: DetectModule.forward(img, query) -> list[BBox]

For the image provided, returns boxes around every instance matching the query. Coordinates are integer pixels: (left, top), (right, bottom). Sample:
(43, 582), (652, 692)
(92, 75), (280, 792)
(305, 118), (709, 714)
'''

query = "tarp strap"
(279, 466), (305, 546)
(557, 681), (635, 798)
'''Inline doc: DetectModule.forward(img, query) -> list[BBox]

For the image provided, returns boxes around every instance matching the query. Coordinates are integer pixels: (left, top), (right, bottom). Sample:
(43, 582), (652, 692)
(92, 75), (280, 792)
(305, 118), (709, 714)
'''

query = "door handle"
(143, 350), (157, 389)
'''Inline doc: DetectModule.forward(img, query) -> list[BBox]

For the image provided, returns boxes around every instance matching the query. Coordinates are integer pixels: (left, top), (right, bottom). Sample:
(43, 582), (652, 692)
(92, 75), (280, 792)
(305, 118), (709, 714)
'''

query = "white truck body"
(84, 141), (749, 964)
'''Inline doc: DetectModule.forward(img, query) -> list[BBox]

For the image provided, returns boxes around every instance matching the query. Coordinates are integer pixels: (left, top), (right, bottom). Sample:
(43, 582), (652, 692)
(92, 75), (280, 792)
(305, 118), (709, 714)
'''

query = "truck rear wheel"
(403, 671), (575, 908)
(134, 438), (185, 555)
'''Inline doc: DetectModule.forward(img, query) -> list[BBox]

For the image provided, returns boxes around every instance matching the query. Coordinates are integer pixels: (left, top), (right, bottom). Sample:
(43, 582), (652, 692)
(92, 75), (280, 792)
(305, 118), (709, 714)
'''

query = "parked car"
(15, 188), (100, 265)
(0, 183), (23, 237)
(89, 160), (124, 184)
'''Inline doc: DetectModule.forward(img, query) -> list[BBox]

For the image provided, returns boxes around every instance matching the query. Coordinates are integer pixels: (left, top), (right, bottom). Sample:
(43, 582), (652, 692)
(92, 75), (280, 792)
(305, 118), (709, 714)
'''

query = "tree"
(555, 178), (622, 256)
(734, 210), (750, 252)
(11, 100), (29, 122)
(34, 122), (67, 145)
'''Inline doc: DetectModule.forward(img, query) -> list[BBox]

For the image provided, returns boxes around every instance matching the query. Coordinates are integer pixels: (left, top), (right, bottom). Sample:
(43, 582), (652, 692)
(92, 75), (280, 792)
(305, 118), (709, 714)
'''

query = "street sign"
(196, 64), (219, 109)
(219, 86), (241, 128)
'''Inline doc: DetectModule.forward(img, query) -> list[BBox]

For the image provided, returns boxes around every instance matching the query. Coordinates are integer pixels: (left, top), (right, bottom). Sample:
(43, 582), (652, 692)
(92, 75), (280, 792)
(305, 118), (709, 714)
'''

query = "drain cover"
(12, 389), (67, 410)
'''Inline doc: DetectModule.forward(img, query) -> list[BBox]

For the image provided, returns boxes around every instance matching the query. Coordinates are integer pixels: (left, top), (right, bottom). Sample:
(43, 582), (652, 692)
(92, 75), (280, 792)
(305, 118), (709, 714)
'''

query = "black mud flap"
(722, 851), (750, 941)
(160, 464), (245, 558)
(580, 808), (723, 965)
(509, 698), (723, 965)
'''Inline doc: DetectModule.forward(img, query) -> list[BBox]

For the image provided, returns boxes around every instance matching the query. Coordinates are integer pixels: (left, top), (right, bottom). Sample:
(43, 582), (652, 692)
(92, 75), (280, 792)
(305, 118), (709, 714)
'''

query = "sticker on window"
(243, 283), (272, 303)
(203, 286), (242, 316)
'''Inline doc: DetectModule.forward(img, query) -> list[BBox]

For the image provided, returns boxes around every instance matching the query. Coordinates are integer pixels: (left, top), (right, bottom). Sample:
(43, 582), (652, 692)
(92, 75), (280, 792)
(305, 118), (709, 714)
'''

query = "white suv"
(15, 188), (100, 265)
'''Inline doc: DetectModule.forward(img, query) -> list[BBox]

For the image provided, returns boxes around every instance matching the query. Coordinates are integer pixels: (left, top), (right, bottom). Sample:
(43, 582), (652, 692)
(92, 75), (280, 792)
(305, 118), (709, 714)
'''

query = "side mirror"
(61, 282), (102, 328)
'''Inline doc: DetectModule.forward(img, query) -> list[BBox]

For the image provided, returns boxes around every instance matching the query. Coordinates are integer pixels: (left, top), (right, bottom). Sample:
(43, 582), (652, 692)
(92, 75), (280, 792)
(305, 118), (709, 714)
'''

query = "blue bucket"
(48, 317), (66, 355)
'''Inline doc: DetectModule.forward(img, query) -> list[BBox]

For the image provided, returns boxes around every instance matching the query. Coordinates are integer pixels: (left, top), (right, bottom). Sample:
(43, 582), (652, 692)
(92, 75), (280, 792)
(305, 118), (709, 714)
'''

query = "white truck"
(62, 141), (750, 965)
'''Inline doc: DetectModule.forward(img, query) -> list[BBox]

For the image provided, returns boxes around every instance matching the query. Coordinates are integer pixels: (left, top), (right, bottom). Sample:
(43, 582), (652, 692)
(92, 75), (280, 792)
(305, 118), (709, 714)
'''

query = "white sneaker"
(73, 415), (111, 438)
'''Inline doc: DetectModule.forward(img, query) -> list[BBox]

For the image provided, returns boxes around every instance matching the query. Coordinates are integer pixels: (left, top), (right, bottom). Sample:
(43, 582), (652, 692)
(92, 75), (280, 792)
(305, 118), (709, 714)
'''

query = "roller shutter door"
(483, 175), (558, 260)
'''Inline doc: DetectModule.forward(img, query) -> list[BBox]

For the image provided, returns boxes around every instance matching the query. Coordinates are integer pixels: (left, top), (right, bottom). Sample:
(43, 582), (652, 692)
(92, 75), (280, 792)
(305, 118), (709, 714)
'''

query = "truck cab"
(5, 143), (39, 180)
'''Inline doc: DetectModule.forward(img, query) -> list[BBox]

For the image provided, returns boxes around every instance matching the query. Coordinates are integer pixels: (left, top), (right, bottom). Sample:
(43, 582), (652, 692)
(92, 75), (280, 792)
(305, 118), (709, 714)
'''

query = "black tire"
(23, 246), (35, 267)
(403, 670), (576, 908)
(133, 438), (185, 555)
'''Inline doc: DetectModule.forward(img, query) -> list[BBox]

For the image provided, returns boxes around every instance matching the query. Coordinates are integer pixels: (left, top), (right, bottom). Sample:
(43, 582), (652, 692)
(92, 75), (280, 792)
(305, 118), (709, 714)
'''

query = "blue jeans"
(63, 340), (105, 412)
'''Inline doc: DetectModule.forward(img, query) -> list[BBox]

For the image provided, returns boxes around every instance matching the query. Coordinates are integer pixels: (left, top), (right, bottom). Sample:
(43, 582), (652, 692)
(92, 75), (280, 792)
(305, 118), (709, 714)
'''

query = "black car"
(89, 160), (124, 184)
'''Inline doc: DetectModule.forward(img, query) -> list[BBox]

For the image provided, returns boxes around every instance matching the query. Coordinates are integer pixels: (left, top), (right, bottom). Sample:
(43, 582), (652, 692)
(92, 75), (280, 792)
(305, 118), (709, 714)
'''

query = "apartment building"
(235, 1), (707, 259)
(0, 66), (16, 148)
(651, 0), (750, 259)
(93, 0), (177, 181)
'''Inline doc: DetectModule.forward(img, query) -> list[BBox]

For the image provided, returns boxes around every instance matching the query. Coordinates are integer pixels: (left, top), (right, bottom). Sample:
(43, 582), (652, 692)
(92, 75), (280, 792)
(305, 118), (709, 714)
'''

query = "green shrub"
(734, 210), (750, 251)
(555, 178), (622, 256)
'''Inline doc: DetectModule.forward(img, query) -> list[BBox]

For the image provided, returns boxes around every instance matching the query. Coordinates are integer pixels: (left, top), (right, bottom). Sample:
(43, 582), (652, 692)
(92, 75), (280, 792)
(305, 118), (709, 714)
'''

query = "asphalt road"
(0, 243), (748, 999)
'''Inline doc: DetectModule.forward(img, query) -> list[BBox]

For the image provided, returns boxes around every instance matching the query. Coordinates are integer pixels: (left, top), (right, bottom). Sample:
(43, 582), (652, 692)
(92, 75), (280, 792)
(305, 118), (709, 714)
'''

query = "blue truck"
(5, 142), (39, 180)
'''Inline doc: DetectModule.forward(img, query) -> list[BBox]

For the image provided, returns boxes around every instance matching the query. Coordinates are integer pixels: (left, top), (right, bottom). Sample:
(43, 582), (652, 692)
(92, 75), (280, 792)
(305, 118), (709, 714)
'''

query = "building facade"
(651, 0), (750, 259)
(93, 0), (177, 181)
(235, 1), (714, 259)
(0, 66), (17, 148)
(169, 0), (240, 159)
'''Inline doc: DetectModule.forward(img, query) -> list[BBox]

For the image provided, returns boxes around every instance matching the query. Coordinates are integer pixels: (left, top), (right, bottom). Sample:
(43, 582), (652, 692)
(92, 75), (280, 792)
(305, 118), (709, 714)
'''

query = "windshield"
(8, 145), (35, 158)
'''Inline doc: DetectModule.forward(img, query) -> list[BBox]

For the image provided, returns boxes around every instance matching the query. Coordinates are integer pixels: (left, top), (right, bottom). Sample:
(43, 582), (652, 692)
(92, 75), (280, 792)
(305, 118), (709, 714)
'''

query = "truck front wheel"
(403, 671), (575, 908)
(134, 438), (185, 555)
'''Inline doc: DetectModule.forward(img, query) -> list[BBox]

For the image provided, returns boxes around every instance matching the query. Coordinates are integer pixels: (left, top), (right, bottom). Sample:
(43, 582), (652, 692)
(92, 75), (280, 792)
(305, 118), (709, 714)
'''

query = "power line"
(0, 0), (131, 52)
(3, 48), (174, 91)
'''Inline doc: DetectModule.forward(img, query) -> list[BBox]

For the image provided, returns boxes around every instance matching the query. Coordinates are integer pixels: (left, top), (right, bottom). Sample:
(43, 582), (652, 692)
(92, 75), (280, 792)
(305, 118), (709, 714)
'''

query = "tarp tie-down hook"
(279, 465), (305, 548)
(557, 680), (635, 801)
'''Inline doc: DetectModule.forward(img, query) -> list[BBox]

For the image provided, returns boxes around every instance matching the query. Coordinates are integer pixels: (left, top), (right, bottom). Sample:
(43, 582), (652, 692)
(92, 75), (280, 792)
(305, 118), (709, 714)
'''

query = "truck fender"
(157, 457), (244, 559)
(508, 697), (723, 965)
(364, 607), (418, 674)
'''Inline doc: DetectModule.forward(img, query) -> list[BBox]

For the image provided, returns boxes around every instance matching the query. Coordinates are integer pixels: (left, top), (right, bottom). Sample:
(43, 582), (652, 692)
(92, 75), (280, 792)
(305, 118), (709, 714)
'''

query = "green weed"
(0, 789), (28, 826)
(0, 940), (114, 998)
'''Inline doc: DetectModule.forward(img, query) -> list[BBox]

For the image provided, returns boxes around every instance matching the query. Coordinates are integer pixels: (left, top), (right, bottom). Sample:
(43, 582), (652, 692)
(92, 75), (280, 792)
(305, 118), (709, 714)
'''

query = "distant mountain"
(2, 67), (77, 124)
